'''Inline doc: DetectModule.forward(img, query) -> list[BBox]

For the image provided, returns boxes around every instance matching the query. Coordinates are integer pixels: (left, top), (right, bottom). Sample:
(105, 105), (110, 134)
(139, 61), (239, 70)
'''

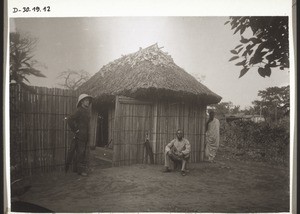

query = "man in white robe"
(205, 111), (220, 162)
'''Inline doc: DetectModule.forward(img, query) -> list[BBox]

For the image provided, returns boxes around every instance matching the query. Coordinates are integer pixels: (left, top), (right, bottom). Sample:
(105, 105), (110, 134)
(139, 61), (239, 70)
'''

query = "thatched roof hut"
(78, 43), (221, 106)
(78, 44), (221, 167)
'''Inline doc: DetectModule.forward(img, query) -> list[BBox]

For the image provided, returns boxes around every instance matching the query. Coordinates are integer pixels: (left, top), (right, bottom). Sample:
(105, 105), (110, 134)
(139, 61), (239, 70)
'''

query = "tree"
(252, 85), (289, 123)
(241, 105), (260, 116)
(210, 101), (240, 117)
(225, 17), (289, 78)
(10, 32), (46, 91)
(57, 69), (91, 90)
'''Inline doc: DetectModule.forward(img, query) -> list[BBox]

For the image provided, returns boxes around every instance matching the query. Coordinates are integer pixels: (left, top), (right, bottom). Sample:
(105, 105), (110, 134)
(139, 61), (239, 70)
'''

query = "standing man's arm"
(67, 110), (80, 134)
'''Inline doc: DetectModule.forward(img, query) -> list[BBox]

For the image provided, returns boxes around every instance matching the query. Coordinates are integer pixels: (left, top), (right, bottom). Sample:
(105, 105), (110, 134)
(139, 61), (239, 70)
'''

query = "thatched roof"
(78, 43), (222, 105)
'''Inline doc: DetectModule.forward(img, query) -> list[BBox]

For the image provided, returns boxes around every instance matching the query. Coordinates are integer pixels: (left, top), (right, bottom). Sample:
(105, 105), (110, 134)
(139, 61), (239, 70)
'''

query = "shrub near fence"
(10, 84), (78, 179)
(220, 118), (290, 165)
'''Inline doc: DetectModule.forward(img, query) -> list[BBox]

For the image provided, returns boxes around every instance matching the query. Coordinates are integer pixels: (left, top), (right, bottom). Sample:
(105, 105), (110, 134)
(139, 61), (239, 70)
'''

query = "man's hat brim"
(76, 94), (93, 108)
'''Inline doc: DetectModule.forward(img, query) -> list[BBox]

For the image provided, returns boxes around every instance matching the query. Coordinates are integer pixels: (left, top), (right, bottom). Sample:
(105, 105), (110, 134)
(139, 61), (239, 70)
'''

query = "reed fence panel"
(10, 84), (78, 177)
(113, 96), (152, 166)
(153, 102), (206, 164)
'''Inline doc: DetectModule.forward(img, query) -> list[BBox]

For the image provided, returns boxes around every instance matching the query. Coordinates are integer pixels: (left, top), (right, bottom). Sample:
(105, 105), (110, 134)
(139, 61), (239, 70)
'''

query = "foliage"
(240, 105), (260, 115)
(220, 119), (289, 165)
(57, 69), (91, 90)
(225, 17), (289, 78)
(252, 85), (289, 122)
(10, 32), (46, 92)
(210, 101), (240, 117)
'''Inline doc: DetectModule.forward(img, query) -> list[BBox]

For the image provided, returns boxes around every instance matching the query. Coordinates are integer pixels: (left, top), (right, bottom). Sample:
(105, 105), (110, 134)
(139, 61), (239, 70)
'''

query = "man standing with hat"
(66, 94), (93, 176)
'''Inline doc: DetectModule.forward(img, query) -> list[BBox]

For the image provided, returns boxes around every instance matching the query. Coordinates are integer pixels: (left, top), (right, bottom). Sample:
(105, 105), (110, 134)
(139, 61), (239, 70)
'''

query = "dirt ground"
(15, 156), (290, 213)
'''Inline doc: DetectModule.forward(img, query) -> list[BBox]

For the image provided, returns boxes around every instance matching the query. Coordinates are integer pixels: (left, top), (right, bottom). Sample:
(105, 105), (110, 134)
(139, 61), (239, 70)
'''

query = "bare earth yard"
(17, 157), (290, 213)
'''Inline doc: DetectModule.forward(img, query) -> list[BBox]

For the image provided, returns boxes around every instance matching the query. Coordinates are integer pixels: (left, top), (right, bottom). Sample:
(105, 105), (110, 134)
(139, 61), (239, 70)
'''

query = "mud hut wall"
(113, 96), (152, 166)
(10, 84), (78, 177)
(152, 102), (206, 164)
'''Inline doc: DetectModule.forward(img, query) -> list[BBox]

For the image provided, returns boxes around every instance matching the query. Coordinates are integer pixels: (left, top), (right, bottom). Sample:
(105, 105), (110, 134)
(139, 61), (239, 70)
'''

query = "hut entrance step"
(91, 147), (113, 163)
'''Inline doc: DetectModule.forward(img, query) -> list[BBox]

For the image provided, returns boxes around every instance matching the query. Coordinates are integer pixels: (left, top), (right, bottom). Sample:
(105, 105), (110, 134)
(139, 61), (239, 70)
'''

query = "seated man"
(163, 129), (191, 176)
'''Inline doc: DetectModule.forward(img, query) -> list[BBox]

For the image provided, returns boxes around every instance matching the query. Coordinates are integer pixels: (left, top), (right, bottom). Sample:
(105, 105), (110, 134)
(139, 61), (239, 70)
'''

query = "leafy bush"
(220, 118), (289, 165)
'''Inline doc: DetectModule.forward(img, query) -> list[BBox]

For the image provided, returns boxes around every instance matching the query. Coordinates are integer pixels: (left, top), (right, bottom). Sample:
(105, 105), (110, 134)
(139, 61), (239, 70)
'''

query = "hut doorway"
(96, 110), (109, 148)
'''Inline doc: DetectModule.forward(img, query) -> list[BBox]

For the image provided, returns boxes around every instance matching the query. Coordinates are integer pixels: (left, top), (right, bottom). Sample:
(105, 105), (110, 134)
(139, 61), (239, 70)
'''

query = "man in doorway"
(66, 94), (93, 176)
(205, 110), (220, 162)
(163, 129), (191, 176)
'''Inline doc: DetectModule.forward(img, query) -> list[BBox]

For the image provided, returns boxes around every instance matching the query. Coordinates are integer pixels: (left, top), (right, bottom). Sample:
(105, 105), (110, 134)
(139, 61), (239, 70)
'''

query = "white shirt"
(165, 138), (191, 155)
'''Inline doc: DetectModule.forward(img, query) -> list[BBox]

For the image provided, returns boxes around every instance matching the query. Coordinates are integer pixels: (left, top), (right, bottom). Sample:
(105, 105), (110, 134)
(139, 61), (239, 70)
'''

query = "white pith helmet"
(76, 94), (93, 108)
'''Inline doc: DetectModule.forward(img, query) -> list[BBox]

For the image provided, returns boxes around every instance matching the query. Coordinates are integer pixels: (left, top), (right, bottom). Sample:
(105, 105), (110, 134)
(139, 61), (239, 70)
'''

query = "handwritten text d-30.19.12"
(13, 6), (51, 13)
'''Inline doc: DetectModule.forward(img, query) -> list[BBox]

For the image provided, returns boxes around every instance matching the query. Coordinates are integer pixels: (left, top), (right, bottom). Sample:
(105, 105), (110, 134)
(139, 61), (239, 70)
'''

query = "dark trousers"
(66, 138), (89, 173)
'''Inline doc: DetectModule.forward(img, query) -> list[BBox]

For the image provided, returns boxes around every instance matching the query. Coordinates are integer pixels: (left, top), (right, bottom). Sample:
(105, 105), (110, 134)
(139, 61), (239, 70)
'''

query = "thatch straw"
(78, 43), (222, 105)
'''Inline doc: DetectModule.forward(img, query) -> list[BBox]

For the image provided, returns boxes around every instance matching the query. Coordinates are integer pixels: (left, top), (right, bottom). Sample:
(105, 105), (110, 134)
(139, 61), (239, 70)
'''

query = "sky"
(10, 17), (290, 109)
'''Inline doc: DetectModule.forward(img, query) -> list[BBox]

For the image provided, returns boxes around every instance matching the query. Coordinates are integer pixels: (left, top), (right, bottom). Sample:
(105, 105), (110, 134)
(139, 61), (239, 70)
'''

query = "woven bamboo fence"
(10, 84), (78, 177)
(113, 96), (153, 166)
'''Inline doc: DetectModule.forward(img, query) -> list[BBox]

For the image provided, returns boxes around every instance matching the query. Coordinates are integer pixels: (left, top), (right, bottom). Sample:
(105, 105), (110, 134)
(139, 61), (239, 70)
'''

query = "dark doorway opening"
(96, 110), (108, 147)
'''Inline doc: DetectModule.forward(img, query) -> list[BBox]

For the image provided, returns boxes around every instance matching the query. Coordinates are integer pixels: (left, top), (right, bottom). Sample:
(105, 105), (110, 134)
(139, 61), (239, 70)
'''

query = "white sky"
(10, 16), (290, 109)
